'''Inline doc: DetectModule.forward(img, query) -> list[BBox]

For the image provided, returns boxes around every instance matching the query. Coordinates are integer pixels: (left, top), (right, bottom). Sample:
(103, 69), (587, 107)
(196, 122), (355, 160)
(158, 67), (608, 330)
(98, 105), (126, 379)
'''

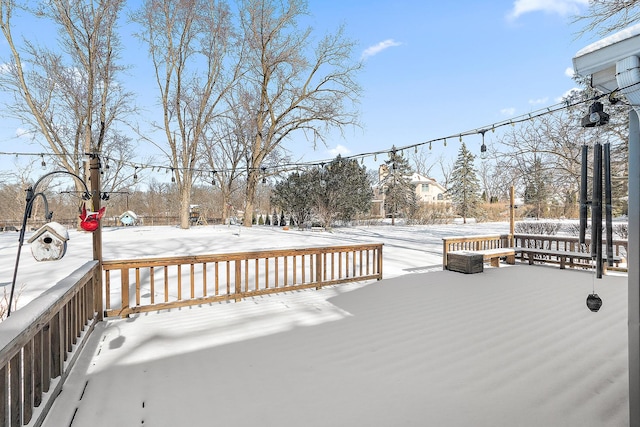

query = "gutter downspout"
(616, 55), (640, 427)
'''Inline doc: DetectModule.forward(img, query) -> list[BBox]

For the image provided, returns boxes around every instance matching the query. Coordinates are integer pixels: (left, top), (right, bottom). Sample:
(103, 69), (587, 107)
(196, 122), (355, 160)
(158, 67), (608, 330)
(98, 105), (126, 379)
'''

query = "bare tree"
(133, 0), (241, 229)
(493, 98), (628, 217)
(574, 0), (640, 36)
(237, 0), (362, 226)
(202, 92), (250, 224)
(408, 146), (437, 177)
(0, 0), (133, 191)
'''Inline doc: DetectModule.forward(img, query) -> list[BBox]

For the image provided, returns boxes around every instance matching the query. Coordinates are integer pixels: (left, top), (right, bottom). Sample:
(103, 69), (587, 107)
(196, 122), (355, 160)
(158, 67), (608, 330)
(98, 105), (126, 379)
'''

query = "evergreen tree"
(523, 158), (548, 219)
(271, 155), (372, 228)
(447, 143), (481, 223)
(271, 171), (314, 227)
(310, 155), (373, 227)
(380, 147), (417, 225)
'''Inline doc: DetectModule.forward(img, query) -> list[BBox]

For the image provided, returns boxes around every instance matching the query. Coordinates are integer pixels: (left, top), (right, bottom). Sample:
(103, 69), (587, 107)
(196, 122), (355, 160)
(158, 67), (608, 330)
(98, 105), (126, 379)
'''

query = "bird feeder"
(119, 210), (138, 226)
(27, 222), (69, 262)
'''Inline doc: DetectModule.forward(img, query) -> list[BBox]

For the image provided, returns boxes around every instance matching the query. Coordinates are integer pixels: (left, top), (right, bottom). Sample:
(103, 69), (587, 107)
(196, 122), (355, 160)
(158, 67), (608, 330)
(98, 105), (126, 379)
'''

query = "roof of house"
(27, 222), (69, 243)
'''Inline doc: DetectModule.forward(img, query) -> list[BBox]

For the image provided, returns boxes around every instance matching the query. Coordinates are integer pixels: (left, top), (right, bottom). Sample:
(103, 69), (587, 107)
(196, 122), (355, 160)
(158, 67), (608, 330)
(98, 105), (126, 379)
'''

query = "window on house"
(437, 193), (443, 200)
(421, 183), (429, 192)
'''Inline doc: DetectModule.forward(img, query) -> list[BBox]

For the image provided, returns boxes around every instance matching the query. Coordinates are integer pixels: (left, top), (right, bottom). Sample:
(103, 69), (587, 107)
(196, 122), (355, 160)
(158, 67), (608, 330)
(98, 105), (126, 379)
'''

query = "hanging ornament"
(586, 293), (602, 312)
(79, 205), (106, 232)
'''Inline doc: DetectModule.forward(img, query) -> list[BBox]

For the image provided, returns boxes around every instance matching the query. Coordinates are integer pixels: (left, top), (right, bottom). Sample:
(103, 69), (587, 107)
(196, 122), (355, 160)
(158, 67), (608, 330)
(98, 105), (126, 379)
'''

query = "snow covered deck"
(42, 265), (628, 427)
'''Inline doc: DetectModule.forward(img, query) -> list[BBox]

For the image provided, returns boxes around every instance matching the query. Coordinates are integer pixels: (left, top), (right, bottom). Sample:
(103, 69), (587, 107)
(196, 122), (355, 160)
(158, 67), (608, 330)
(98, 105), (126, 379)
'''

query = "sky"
(0, 0), (605, 183)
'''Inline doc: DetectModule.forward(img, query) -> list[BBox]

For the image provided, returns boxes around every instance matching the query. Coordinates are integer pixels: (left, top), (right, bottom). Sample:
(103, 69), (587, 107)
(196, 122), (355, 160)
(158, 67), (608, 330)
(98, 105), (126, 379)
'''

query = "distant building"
(371, 165), (448, 218)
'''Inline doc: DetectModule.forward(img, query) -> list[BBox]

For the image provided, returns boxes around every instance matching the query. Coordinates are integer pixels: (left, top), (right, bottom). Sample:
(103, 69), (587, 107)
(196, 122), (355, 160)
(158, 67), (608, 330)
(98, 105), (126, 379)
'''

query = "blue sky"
(299, 0), (597, 173)
(0, 0), (601, 182)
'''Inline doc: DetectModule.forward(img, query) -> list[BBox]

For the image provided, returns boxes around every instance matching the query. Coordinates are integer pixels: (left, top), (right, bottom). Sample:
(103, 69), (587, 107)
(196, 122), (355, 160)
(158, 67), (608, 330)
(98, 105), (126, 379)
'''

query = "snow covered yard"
(43, 265), (628, 427)
(0, 222), (629, 426)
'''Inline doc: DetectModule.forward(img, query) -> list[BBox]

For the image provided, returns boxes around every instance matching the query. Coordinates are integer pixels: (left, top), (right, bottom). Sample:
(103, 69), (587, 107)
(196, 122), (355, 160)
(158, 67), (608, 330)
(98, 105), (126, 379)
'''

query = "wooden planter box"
(447, 251), (484, 274)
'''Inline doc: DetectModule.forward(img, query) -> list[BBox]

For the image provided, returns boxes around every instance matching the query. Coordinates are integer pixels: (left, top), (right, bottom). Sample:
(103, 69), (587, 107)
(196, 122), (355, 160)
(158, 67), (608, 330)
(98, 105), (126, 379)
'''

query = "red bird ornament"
(80, 206), (106, 232)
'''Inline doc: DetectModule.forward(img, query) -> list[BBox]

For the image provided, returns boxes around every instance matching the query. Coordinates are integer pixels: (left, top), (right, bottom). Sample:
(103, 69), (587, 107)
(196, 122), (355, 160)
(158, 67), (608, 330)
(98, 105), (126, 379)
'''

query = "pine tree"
(380, 146), (417, 225)
(447, 143), (481, 223)
(523, 158), (548, 219)
(271, 155), (372, 228)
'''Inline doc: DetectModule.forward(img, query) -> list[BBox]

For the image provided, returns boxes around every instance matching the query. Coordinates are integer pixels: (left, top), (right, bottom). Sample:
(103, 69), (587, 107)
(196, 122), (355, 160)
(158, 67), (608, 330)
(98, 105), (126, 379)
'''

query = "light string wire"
(1, 81), (638, 179)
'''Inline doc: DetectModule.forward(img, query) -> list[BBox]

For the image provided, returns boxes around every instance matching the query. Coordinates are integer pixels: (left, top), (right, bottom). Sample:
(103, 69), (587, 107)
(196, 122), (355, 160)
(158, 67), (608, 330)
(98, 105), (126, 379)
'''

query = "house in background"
(372, 165), (448, 218)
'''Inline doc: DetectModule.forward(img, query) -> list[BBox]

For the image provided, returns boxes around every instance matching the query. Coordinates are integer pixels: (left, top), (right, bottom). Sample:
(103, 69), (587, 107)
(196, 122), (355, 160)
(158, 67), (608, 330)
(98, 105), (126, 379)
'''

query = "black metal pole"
(604, 142), (614, 267)
(592, 142), (603, 278)
(6, 170), (91, 317)
(579, 144), (589, 245)
(7, 190), (33, 317)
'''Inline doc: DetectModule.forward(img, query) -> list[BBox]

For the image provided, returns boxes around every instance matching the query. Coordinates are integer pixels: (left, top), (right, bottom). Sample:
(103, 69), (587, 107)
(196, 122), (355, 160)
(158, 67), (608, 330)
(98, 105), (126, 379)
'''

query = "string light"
(0, 83), (633, 178)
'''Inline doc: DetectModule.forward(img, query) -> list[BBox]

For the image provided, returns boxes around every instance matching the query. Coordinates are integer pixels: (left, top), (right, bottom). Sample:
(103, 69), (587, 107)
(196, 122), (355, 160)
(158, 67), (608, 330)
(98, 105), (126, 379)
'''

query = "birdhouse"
(119, 210), (138, 226)
(27, 222), (70, 262)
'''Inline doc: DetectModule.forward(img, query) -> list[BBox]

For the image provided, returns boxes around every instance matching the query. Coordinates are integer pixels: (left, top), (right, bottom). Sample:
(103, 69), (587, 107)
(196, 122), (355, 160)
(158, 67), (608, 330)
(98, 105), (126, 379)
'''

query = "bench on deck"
(517, 248), (622, 273)
(447, 248), (516, 273)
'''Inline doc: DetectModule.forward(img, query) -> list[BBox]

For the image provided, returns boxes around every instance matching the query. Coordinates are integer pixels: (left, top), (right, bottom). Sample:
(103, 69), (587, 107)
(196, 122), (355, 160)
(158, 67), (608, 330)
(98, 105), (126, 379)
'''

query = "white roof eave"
(573, 23), (640, 92)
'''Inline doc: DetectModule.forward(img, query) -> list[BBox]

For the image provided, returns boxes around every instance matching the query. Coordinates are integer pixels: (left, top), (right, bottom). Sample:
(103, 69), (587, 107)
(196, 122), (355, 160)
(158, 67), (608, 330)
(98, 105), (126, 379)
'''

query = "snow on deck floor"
(42, 265), (628, 427)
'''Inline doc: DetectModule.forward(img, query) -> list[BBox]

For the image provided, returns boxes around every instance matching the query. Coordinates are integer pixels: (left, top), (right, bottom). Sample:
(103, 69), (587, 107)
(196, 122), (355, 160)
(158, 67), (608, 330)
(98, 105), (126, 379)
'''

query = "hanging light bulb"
(443, 138), (447, 147)
(414, 146), (418, 154)
(374, 153), (377, 161)
(133, 166), (138, 182)
(171, 168), (176, 183)
(429, 142), (432, 150)
(40, 154), (46, 169)
(480, 130), (487, 159)
(459, 134), (463, 142)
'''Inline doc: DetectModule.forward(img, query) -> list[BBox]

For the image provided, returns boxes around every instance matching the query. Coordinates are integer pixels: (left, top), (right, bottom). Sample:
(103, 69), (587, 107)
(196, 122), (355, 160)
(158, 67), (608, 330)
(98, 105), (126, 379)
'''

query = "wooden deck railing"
(442, 233), (628, 272)
(0, 261), (101, 427)
(513, 233), (628, 271)
(102, 243), (384, 318)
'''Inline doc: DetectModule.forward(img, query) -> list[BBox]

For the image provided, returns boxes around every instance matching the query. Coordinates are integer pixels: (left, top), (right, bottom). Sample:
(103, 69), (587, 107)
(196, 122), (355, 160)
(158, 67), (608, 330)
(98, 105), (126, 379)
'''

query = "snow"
(575, 22), (640, 57)
(0, 222), (628, 426)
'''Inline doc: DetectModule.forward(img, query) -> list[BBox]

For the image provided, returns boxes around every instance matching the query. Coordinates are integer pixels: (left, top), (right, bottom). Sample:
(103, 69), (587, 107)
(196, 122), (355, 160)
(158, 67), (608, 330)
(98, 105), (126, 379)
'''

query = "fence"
(0, 261), (101, 427)
(102, 243), (384, 318)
